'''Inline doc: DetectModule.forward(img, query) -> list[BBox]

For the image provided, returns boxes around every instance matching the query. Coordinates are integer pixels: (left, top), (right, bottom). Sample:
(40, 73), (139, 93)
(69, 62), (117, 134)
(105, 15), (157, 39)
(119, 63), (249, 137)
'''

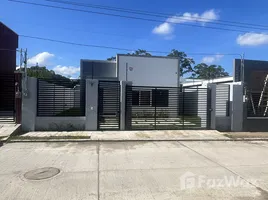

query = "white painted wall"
(117, 55), (179, 87)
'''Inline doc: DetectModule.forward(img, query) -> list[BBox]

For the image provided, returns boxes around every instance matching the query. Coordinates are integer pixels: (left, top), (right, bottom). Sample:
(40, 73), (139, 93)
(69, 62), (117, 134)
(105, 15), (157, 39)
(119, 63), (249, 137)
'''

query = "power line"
(9, 0), (249, 33)
(19, 34), (241, 56)
(45, 0), (268, 31)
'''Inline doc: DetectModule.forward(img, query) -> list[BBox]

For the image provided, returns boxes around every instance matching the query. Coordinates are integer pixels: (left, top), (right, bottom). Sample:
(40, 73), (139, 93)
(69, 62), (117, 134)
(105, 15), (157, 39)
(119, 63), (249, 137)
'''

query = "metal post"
(182, 87), (185, 129)
(154, 88), (157, 130)
(126, 63), (128, 81)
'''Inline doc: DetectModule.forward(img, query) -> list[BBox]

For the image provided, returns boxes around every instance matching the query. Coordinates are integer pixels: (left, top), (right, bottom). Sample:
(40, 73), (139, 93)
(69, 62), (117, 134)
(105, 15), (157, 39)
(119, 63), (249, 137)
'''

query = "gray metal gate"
(125, 85), (211, 130)
(98, 81), (120, 130)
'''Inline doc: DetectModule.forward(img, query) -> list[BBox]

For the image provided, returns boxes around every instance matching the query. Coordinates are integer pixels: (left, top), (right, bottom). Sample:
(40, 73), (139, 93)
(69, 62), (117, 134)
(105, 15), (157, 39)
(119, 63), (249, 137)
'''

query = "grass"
(56, 107), (84, 116)
(8, 135), (91, 141)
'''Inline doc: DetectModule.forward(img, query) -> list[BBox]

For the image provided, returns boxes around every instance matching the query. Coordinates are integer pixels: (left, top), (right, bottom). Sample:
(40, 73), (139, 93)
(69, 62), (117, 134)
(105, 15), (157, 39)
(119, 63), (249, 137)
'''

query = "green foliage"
(131, 49), (152, 56)
(191, 63), (229, 79)
(167, 49), (195, 76)
(107, 56), (116, 61)
(27, 66), (79, 88)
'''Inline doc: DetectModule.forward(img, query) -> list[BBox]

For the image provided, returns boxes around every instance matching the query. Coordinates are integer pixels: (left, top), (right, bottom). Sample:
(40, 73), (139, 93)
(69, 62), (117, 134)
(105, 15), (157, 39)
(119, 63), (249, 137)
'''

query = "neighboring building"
(81, 55), (180, 86)
(0, 22), (18, 73)
(0, 22), (18, 120)
(182, 76), (234, 88)
(80, 59), (117, 80)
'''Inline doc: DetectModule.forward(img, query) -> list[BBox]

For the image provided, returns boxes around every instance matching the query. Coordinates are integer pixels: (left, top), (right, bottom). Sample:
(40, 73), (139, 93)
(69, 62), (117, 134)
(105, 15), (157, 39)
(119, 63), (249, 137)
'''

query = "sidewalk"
(0, 124), (21, 142)
(9, 130), (231, 142)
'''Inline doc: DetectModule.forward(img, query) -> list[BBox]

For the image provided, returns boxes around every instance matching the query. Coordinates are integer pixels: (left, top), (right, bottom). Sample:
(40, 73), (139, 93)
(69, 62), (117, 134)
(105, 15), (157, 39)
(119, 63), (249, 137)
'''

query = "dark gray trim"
(80, 59), (116, 64)
(117, 54), (180, 60)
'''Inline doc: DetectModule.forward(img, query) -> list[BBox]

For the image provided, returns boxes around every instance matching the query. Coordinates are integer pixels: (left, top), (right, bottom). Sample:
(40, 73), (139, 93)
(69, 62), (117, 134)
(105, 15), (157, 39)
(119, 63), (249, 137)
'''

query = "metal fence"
(216, 85), (230, 117)
(37, 79), (85, 117)
(125, 85), (210, 130)
(0, 73), (15, 123)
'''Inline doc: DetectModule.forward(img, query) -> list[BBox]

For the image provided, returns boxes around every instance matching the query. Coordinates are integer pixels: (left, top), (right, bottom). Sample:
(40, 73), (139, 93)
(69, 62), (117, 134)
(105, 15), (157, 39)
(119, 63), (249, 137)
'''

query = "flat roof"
(80, 59), (116, 64)
(117, 54), (179, 60)
(182, 76), (234, 87)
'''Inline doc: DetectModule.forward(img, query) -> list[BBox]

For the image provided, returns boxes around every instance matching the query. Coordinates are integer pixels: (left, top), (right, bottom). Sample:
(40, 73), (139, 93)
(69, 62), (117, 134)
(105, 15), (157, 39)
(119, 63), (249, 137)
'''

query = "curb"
(7, 138), (268, 143)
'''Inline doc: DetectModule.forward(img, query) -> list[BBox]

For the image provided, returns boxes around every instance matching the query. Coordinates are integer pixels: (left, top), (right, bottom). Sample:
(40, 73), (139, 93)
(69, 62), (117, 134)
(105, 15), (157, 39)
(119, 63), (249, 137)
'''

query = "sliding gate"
(98, 81), (120, 130)
(125, 85), (211, 130)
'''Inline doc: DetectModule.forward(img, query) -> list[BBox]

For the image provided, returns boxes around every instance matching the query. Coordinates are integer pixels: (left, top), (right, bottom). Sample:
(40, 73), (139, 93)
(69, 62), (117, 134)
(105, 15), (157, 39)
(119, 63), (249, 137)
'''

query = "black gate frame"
(97, 81), (121, 130)
(125, 85), (212, 130)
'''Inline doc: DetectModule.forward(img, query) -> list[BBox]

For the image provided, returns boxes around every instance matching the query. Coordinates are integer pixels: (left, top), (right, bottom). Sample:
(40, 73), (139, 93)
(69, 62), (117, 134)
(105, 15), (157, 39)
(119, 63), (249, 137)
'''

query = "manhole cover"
(24, 167), (60, 180)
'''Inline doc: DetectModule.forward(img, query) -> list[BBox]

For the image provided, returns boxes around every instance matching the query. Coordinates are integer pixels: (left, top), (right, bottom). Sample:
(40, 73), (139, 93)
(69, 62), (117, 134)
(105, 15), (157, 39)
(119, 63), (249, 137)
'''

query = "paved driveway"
(1, 141), (268, 199)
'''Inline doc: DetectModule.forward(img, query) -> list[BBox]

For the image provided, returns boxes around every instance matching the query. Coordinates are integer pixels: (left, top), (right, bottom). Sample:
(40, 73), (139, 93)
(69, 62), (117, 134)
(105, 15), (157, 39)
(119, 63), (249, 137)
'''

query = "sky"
(1, 0), (268, 78)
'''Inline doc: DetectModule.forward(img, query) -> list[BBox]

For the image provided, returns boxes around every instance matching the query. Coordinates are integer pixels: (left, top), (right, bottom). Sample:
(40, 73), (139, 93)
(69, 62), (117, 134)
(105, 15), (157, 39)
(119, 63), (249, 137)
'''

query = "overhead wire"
(45, 0), (268, 31)
(19, 35), (242, 56)
(9, 0), (251, 33)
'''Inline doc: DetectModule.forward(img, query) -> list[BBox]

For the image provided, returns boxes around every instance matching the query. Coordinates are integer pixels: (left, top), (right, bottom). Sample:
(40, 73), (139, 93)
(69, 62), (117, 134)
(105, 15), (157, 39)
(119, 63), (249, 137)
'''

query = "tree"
(167, 49), (195, 76)
(107, 56), (116, 61)
(131, 49), (151, 56)
(26, 66), (78, 87)
(107, 49), (151, 61)
(191, 63), (229, 79)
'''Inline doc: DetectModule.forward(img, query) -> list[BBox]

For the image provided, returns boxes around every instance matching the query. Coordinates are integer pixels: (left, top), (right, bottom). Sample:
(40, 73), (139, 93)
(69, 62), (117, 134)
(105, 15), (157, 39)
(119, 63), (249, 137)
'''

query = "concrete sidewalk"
(11, 130), (230, 142)
(0, 124), (21, 141)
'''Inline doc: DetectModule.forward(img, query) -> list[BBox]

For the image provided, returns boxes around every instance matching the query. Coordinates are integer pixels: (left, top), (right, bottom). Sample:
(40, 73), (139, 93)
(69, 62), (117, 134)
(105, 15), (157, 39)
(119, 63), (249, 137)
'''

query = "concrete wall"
(231, 84), (243, 132)
(216, 117), (231, 131)
(22, 77), (37, 132)
(85, 79), (98, 130)
(117, 55), (180, 87)
(244, 118), (268, 131)
(35, 117), (85, 131)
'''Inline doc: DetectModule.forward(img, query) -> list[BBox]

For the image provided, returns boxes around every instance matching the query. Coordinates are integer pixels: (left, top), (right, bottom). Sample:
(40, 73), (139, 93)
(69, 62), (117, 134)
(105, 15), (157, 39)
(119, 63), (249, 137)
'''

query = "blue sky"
(1, 0), (268, 78)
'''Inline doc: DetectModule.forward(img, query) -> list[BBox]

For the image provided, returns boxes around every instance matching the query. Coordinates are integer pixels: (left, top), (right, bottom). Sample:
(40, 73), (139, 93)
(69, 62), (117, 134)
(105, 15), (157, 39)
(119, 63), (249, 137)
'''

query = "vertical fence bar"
(36, 79), (39, 116)
(154, 87), (157, 130)
(182, 87), (185, 129)
(207, 87), (212, 129)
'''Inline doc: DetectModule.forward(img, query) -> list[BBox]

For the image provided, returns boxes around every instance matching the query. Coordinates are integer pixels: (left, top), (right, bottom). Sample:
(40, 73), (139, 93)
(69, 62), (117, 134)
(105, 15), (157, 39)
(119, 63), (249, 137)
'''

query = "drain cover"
(24, 167), (60, 180)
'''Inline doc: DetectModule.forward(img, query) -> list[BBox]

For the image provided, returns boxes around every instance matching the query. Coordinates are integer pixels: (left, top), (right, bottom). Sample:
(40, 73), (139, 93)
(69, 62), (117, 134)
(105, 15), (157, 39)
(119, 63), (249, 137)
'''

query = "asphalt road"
(1, 141), (268, 200)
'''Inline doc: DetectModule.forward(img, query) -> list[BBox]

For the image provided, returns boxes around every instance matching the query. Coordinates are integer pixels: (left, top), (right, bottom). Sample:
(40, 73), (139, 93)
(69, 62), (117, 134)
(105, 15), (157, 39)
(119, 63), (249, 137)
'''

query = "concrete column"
(208, 84), (216, 129)
(22, 77), (37, 132)
(231, 84), (243, 131)
(120, 81), (132, 130)
(85, 79), (98, 131)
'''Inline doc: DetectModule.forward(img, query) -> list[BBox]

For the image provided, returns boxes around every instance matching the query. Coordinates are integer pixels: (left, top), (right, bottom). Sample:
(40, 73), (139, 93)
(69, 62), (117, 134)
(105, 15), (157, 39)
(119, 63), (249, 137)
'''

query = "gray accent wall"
(80, 60), (117, 80)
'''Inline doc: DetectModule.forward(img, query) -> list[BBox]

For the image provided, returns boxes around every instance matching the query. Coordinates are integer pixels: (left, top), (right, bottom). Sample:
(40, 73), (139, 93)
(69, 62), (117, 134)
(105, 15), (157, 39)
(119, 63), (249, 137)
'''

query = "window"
(132, 90), (151, 106)
(140, 91), (150, 106)
(132, 91), (139, 106)
(152, 89), (169, 107)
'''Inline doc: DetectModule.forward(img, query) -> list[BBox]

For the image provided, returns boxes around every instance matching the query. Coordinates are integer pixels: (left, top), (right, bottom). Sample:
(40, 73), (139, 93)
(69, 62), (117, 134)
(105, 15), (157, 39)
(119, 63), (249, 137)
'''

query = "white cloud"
(152, 9), (219, 37)
(167, 9), (219, 24)
(27, 52), (55, 66)
(53, 65), (80, 77)
(152, 22), (174, 35)
(237, 33), (268, 46)
(201, 54), (224, 64)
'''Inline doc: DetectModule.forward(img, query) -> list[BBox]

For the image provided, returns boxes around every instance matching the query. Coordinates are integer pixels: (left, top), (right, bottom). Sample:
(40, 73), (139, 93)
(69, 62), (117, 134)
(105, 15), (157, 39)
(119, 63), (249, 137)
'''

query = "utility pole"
(22, 48), (28, 96)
